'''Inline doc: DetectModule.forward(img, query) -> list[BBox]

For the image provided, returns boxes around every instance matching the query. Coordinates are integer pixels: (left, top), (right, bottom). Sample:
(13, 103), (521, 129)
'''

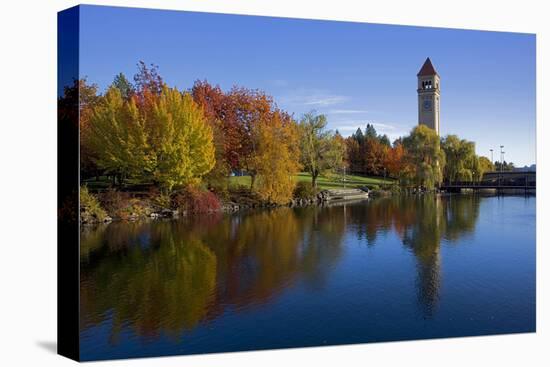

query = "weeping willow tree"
(441, 135), (476, 184)
(402, 125), (445, 189)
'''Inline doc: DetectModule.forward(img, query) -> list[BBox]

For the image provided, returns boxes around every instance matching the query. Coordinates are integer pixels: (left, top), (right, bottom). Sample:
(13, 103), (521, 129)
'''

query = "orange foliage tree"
(253, 111), (302, 204)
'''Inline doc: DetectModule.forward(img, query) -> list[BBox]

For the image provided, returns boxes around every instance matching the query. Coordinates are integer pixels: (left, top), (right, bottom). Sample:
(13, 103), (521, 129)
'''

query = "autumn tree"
(67, 79), (102, 179)
(253, 112), (301, 204)
(191, 81), (277, 190)
(298, 112), (345, 188)
(87, 87), (152, 185)
(364, 137), (388, 176)
(87, 86), (215, 191)
(345, 124), (391, 176)
(345, 136), (363, 174)
(133, 61), (164, 96)
(227, 87), (275, 188)
(384, 142), (406, 178)
(191, 81), (237, 186)
(149, 87), (216, 191)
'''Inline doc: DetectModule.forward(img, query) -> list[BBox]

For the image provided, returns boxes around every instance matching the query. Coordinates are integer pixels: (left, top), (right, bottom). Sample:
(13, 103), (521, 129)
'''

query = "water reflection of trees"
(80, 195), (481, 341)
(80, 206), (346, 342)
(351, 194), (480, 317)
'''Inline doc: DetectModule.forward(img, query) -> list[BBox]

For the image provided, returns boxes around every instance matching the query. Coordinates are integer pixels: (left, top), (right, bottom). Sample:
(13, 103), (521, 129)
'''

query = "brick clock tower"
(417, 57), (440, 135)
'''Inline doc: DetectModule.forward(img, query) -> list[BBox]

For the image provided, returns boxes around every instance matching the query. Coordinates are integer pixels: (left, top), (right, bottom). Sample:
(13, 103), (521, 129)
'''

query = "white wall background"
(0, 1), (547, 366)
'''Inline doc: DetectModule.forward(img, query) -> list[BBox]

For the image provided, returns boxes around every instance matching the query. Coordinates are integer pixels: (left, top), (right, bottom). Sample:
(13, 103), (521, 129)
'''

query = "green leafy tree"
(441, 135), (476, 183)
(365, 123), (377, 140)
(476, 156), (494, 181)
(298, 112), (345, 188)
(352, 127), (364, 145)
(112, 73), (134, 100)
(495, 160), (515, 171)
(402, 125), (445, 189)
(379, 134), (391, 147)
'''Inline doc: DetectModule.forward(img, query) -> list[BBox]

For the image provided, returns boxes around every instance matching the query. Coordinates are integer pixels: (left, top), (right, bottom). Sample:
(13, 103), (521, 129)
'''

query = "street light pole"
(490, 149), (494, 167)
(343, 165), (346, 188)
(499, 145), (504, 187)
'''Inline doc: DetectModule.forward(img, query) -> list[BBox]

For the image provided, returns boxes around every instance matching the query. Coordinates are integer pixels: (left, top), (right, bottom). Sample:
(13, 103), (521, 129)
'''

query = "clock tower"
(417, 57), (440, 135)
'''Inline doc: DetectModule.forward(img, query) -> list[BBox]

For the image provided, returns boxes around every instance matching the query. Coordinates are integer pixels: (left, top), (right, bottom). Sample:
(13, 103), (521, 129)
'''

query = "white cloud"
(279, 88), (350, 107)
(327, 109), (369, 114)
(303, 96), (349, 106)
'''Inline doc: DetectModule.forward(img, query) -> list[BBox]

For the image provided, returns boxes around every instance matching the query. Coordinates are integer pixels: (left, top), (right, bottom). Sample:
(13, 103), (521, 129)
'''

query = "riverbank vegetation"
(64, 61), (508, 222)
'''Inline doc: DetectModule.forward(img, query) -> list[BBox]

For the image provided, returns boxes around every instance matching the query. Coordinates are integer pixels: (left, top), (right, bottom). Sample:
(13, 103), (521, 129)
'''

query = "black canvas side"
(57, 5), (80, 362)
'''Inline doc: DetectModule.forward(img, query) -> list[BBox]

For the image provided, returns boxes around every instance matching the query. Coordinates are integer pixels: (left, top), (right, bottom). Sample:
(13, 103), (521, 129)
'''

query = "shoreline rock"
(81, 188), (421, 225)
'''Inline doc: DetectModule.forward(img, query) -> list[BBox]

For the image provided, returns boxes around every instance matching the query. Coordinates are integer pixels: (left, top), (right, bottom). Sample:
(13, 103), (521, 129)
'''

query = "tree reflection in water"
(80, 206), (347, 343)
(80, 194), (481, 342)
(353, 194), (480, 317)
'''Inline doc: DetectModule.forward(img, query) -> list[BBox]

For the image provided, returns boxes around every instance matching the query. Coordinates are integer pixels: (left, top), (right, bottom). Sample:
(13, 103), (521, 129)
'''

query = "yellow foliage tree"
(253, 112), (302, 204)
(149, 87), (215, 191)
(88, 87), (153, 184)
(88, 86), (215, 191)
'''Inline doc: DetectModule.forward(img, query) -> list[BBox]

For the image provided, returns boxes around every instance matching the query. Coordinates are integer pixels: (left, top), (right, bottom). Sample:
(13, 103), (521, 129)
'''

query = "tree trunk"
(250, 174), (256, 191)
(312, 172), (318, 189)
(117, 173), (124, 188)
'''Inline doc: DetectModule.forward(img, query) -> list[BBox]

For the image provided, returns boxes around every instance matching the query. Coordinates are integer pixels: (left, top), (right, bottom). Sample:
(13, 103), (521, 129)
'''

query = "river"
(79, 194), (535, 360)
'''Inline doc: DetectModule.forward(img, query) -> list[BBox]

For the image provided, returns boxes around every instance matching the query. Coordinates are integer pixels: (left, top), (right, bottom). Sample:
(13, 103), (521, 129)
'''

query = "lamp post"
(498, 145), (504, 186)
(490, 149), (494, 167)
(343, 165), (346, 188)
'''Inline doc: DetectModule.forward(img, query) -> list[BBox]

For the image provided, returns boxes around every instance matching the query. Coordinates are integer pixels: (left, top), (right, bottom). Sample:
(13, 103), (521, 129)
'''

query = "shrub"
(389, 184), (401, 194)
(208, 181), (230, 201)
(293, 181), (317, 199)
(97, 189), (148, 220)
(172, 186), (221, 214)
(80, 186), (107, 222)
(231, 184), (251, 193)
(148, 186), (171, 208)
(98, 189), (131, 215)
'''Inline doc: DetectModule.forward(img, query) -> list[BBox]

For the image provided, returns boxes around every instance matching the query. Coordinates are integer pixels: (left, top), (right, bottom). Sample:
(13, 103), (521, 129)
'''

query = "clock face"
(423, 99), (432, 111)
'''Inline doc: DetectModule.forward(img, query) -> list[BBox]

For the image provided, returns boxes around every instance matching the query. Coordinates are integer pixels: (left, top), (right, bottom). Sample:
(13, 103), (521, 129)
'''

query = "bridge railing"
(441, 180), (536, 188)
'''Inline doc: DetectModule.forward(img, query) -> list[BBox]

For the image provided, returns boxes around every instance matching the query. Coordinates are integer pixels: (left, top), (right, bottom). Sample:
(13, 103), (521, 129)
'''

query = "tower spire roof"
(417, 57), (438, 76)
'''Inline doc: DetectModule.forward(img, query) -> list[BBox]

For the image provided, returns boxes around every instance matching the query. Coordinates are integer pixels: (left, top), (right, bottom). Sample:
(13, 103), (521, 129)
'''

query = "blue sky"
(78, 5), (536, 166)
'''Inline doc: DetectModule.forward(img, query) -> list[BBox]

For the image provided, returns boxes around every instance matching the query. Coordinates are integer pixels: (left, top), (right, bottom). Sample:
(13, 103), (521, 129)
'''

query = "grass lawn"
(230, 172), (395, 190)
(83, 172), (395, 192)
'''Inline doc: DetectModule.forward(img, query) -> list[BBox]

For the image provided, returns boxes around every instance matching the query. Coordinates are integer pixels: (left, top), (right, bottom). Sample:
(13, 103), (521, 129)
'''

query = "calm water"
(79, 194), (535, 360)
